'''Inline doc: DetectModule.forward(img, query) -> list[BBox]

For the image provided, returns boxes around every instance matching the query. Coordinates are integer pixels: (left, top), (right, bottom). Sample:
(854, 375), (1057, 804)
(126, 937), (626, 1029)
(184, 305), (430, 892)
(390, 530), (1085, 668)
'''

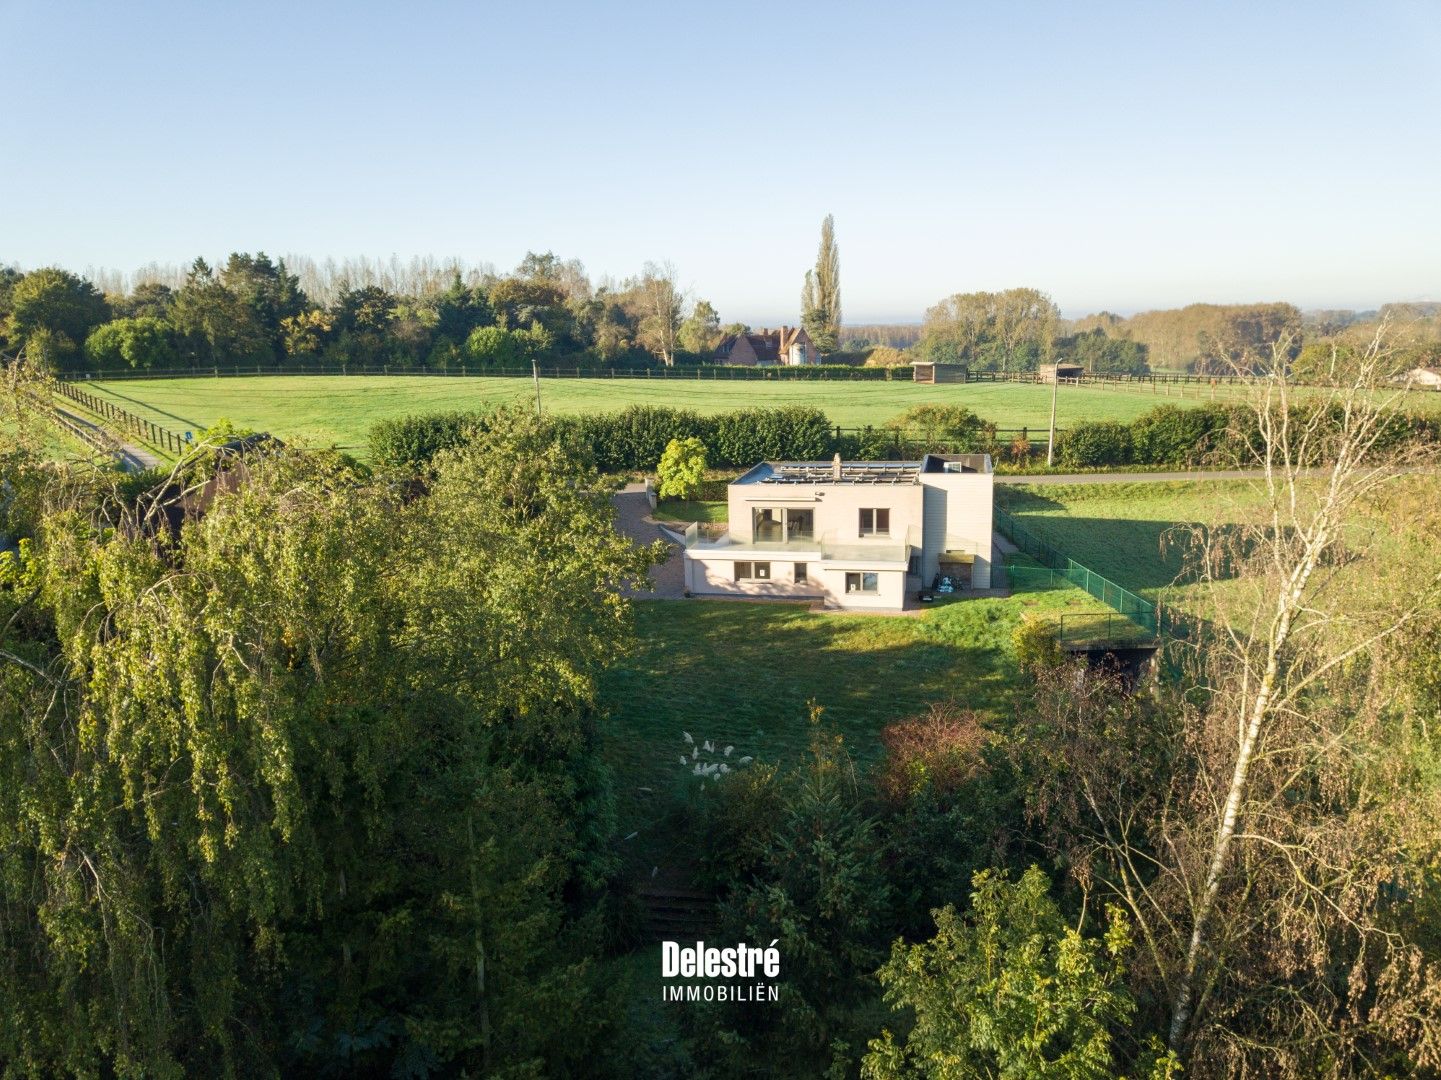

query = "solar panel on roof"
(760, 462), (920, 484)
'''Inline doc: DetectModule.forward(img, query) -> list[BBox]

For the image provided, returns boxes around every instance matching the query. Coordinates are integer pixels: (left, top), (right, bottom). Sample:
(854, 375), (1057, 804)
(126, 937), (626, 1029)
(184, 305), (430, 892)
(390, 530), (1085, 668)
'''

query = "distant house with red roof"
(715, 325), (818, 366)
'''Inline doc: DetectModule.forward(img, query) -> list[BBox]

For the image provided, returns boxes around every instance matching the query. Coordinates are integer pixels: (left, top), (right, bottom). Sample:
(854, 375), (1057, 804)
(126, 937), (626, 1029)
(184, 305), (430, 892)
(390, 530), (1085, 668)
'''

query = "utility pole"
(531, 358), (543, 416)
(1046, 365), (1059, 467)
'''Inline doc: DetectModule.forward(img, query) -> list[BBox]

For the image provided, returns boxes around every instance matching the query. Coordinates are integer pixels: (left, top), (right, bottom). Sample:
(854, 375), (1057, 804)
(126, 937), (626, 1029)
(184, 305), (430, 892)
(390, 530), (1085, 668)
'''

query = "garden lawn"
(651, 499), (727, 524)
(995, 480), (1271, 601)
(597, 578), (1132, 865)
(85, 375), (1244, 454)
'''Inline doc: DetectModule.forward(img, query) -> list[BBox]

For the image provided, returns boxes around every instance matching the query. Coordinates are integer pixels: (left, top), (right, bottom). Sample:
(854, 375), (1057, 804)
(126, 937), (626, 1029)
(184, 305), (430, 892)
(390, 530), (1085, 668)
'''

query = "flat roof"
(739, 461), (922, 485)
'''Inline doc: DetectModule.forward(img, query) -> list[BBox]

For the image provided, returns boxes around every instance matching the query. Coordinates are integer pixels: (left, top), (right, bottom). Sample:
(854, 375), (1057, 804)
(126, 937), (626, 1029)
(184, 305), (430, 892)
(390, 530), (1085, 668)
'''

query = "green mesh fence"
(996, 507), (1160, 637)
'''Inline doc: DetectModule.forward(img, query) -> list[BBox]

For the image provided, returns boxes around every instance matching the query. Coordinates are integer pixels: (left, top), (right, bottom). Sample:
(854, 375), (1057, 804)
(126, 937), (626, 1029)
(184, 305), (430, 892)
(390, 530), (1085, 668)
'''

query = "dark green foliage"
(370, 404), (838, 475)
(0, 414), (660, 1077)
(367, 409), (488, 471)
(873, 705), (1024, 938)
(1059, 327), (1151, 375)
(1057, 420), (1135, 468)
(706, 405), (832, 464)
(692, 711), (893, 1078)
(568, 404), (710, 473)
(1128, 404), (1230, 466)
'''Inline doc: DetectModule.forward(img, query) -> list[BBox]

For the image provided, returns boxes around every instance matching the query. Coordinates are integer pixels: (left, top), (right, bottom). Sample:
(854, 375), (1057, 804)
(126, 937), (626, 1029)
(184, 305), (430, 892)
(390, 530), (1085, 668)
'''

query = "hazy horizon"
(2, 0), (1438, 326)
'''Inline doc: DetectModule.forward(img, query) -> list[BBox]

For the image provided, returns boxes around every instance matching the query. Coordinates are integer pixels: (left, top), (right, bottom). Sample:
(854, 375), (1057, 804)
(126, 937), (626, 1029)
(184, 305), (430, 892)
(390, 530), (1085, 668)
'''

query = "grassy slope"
(86, 375), (1238, 452)
(597, 581), (1123, 862)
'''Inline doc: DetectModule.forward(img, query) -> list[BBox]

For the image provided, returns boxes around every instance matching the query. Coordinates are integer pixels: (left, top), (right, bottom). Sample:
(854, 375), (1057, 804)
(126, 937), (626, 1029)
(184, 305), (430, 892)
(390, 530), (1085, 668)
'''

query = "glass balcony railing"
(683, 527), (915, 567)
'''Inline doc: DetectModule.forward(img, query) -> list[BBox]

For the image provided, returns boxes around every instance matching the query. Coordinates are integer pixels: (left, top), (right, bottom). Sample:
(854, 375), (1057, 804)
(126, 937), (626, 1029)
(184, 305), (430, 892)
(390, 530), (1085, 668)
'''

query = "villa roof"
(740, 460), (922, 485)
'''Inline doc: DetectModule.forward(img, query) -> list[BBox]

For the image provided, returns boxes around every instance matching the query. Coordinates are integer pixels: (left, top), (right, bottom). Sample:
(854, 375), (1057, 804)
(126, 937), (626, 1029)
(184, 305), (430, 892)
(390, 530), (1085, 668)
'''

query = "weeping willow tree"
(0, 409), (661, 1077)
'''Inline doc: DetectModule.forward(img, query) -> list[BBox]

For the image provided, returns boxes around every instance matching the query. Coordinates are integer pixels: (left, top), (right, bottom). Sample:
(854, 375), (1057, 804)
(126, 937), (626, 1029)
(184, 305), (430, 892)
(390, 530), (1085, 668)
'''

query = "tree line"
(0, 252), (737, 374)
(917, 293), (1441, 377)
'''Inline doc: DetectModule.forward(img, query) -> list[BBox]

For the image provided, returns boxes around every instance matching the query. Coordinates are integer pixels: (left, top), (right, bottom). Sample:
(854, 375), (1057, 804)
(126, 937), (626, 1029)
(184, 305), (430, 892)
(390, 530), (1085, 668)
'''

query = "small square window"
(734, 561), (752, 581)
(794, 562), (807, 583)
(845, 571), (880, 594)
(754, 562), (771, 580)
(859, 508), (890, 537)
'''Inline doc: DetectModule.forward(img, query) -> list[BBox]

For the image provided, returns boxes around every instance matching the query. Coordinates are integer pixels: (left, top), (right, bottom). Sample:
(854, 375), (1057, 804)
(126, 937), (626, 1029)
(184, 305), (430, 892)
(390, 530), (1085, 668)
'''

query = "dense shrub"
(1129, 404), (1230, 466)
(567, 405), (709, 472)
(1057, 420), (1134, 468)
(368, 409), (486, 470)
(883, 404), (998, 456)
(708, 405), (831, 464)
(656, 437), (707, 499)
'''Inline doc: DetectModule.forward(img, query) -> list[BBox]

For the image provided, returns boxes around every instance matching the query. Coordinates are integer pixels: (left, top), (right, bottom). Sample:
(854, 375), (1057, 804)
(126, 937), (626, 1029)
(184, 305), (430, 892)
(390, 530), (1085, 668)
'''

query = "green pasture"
(83, 374), (1238, 453)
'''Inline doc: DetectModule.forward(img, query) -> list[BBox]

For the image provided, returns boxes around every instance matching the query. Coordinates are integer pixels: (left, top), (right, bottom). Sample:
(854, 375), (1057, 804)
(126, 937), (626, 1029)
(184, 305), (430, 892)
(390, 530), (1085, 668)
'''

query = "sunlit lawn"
(597, 575), (1136, 868)
(83, 374), (1255, 454)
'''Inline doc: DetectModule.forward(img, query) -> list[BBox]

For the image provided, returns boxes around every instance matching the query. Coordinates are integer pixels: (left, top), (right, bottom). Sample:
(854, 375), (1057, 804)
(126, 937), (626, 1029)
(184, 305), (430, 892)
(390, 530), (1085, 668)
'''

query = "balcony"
(681, 525), (918, 568)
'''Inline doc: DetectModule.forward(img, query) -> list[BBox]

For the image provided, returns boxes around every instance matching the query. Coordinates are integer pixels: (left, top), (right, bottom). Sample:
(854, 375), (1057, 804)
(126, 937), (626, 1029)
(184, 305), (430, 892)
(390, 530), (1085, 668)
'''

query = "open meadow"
(81, 373), (1251, 452)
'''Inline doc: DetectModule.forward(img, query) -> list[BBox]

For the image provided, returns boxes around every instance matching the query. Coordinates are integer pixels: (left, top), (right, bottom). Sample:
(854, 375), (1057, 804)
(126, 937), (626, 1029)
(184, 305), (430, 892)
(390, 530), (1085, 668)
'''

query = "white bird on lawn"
(703, 740), (714, 753)
(682, 731), (693, 745)
(724, 746), (734, 757)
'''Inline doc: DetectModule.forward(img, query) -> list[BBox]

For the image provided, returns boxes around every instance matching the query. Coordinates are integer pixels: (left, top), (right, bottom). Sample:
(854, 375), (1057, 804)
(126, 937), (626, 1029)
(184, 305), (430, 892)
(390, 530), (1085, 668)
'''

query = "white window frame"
(859, 508), (891, 537)
(845, 571), (880, 594)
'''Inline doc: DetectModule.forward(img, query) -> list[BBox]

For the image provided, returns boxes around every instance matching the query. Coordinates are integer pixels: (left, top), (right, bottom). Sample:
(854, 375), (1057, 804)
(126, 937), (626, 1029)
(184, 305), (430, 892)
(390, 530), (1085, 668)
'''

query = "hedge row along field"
(368, 401), (1441, 474)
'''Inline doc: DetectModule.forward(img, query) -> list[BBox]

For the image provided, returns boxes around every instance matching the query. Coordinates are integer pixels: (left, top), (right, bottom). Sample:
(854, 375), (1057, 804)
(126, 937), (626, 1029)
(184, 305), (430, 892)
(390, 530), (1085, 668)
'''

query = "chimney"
(832, 452), (842, 481)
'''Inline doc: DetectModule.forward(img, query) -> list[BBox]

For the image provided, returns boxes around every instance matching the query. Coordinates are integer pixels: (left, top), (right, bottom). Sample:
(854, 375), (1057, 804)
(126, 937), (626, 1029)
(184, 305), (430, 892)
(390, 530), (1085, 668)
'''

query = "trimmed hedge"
(369, 399), (1441, 475)
(368, 410), (488, 472)
(369, 404), (837, 473)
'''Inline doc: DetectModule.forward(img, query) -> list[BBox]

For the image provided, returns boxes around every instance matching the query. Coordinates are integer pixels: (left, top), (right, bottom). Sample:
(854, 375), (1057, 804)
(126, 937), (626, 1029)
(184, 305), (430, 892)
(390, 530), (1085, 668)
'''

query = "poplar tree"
(802, 214), (841, 355)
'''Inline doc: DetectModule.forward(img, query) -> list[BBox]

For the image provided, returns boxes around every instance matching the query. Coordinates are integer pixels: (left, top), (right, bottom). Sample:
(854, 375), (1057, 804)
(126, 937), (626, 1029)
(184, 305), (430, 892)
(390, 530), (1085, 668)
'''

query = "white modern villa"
(680, 454), (994, 611)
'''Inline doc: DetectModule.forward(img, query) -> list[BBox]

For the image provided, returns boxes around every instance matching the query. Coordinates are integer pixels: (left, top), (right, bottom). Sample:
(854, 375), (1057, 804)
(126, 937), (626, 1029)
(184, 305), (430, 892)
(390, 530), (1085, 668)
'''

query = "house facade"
(1406, 366), (1441, 390)
(681, 454), (994, 611)
(715, 326), (818, 366)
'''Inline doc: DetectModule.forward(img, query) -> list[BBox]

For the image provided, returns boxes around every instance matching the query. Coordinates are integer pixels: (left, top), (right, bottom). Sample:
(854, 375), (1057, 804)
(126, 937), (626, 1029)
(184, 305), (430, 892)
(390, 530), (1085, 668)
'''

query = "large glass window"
(752, 507), (814, 542)
(845, 571), (879, 593)
(753, 508), (783, 542)
(785, 508), (814, 541)
(859, 508), (890, 537)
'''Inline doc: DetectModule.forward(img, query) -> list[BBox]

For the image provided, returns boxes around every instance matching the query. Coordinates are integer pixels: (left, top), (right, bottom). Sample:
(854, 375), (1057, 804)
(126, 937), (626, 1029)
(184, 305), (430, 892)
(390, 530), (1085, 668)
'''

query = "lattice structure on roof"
(761, 462), (921, 485)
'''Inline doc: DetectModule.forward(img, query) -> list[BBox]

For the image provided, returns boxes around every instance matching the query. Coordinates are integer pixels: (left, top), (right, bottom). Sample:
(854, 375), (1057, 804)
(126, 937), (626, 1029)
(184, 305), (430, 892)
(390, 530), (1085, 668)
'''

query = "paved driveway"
(612, 483), (687, 598)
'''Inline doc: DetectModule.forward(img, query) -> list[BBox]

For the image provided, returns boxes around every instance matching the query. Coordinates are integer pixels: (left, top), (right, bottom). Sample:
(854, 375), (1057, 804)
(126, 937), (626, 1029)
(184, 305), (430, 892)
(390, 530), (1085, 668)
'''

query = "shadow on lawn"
(598, 597), (1014, 876)
(604, 599), (1014, 764)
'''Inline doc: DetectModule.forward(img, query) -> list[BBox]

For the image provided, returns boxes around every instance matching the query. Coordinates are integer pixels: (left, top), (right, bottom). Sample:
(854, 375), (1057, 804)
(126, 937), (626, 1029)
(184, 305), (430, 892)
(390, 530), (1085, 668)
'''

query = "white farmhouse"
(1406, 365), (1441, 390)
(681, 454), (994, 611)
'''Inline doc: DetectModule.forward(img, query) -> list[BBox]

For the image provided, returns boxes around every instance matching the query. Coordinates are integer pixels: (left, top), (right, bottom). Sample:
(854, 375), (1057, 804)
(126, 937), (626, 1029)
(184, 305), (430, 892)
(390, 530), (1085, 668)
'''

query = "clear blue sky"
(2, 0), (1438, 323)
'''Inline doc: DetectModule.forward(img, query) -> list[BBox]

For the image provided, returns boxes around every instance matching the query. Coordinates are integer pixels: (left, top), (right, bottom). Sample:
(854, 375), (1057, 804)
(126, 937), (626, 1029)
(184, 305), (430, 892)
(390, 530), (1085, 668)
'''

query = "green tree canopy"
(0, 410), (661, 1077)
(2, 266), (111, 369)
(863, 866), (1167, 1080)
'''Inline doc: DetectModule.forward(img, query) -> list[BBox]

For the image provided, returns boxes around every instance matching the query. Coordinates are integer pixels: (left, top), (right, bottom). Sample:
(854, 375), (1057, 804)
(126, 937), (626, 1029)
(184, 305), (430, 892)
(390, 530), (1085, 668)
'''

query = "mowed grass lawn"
(995, 476), (1441, 619)
(996, 481), (1262, 596)
(85, 375), (1231, 453)
(597, 580), (1123, 855)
